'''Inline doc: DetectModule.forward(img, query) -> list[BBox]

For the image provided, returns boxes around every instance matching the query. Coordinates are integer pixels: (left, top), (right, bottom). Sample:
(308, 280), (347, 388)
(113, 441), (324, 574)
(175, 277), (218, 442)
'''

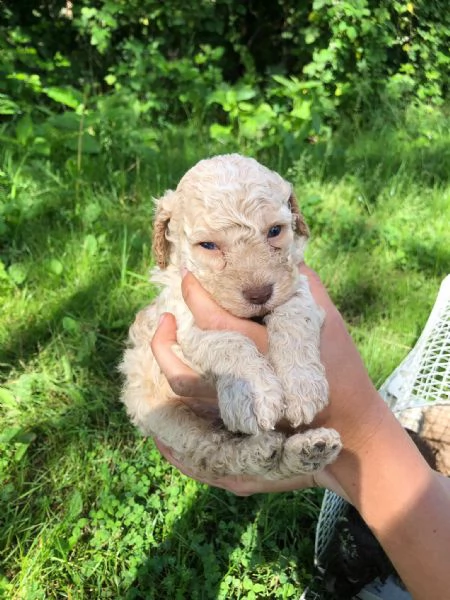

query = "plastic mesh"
(408, 314), (450, 403)
(380, 275), (450, 411)
(314, 274), (450, 580)
(314, 490), (348, 568)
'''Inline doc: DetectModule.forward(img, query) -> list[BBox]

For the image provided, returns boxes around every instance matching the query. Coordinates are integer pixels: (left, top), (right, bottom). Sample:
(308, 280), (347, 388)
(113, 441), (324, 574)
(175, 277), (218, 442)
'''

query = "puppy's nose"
(243, 284), (273, 305)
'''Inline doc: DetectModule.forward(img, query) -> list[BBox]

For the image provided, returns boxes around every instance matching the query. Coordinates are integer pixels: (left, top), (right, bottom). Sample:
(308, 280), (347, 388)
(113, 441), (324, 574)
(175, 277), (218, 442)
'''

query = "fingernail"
(157, 313), (167, 326)
(180, 267), (188, 278)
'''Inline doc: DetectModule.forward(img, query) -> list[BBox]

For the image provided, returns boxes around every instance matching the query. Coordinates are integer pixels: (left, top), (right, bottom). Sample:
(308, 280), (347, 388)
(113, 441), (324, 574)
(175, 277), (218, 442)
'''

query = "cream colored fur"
(120, 154), (341, 478)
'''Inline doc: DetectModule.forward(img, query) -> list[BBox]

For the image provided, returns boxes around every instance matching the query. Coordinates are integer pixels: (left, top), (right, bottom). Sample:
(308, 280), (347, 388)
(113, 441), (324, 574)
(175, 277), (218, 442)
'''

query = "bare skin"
(151, 266), (450, 600)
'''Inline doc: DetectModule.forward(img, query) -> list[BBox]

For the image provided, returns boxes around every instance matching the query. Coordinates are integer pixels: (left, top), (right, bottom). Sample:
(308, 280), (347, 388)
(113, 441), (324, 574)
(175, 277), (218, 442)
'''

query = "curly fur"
(120, 154), (341, 478)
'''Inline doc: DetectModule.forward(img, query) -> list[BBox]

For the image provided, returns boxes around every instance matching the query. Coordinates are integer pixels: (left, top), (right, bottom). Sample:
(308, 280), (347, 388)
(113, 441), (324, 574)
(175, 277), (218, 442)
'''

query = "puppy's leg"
(277, 427), (342, 477)
(124, 386), (341, 478)
(121, 328), (340, 477)
(121, 315), (285, 476)
(265, 277), (330, 428)
(123, 386), (290, 477)
(180, 330), (284, 435)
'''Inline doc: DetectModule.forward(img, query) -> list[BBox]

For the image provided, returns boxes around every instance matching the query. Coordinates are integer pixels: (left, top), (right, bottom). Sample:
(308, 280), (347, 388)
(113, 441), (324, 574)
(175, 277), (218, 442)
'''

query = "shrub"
(0, 1), (448, 163)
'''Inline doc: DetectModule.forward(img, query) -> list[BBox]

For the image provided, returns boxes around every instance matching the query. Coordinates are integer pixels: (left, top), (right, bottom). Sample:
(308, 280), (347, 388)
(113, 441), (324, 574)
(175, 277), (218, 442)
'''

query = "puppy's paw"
(217, 373), (284, 434)
(281, 428), (342, 474)
(283, 375), (329, 428)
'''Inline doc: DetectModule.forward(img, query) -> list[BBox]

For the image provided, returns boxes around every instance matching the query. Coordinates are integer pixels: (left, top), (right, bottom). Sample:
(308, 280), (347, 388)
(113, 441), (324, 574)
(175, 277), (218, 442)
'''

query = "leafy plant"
(0, 2), (449, 597)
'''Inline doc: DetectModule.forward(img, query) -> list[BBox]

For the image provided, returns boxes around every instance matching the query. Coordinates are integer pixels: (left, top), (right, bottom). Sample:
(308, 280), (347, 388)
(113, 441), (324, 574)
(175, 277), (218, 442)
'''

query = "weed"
(0, 109), (449, 597)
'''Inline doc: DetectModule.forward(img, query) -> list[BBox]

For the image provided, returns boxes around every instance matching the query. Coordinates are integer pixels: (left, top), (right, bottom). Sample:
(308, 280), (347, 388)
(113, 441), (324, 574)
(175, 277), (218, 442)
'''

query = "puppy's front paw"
(282, 428), (342, 474)
(283, 373), (329, 428)
(217, 373), (284, 434)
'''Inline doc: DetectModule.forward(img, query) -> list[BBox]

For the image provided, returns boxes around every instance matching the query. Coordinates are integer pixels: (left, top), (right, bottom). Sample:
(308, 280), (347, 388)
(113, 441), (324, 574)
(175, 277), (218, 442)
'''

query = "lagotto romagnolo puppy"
(120, 154), (342, 479)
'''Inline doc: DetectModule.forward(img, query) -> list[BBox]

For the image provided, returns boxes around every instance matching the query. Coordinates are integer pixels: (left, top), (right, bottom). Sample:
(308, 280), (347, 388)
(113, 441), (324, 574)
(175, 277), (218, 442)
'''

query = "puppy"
(120, 154), (341, 479)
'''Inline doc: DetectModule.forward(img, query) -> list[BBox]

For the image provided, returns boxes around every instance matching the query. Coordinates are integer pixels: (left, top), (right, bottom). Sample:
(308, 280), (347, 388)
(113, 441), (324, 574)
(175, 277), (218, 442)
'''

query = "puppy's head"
(152, 154), (309, 318)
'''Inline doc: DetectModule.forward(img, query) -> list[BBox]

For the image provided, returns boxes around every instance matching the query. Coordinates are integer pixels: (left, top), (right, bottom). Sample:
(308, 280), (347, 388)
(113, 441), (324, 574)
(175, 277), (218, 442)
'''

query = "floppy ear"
(289, 189), (310, 238)
(152, 190), (176, 269)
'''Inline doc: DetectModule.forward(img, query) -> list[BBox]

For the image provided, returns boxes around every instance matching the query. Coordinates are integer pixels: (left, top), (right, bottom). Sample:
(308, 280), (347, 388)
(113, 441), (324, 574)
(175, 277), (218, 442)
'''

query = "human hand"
(153, 268), (450, 600)
(151, 265), (386, 498)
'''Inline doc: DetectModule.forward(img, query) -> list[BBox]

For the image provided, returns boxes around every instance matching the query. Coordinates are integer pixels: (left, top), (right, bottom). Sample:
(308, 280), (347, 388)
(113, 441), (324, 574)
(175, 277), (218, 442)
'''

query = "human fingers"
(154, 438), (320, 496)
(154, 438), (220, 485)
(155, 437), (258, 495)
(298, 266), (385, 454)
(181, 271), (268, 354)
(210, 473), (316, 496)
(313, 470), (351, 501)
(154, 438), (258, 496)
(151, 312), (216, 398)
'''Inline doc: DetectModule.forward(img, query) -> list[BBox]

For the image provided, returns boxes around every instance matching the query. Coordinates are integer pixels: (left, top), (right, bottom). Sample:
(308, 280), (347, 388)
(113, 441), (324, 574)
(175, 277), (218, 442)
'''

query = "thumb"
(181, 271), (268, 353)
(181, 271), (230, 330)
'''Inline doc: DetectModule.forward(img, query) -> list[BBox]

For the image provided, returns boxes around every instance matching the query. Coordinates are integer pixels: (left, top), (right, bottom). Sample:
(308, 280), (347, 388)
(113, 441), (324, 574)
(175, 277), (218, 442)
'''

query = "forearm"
(152, 268), (450, 599)
(330, 402), (450, 600)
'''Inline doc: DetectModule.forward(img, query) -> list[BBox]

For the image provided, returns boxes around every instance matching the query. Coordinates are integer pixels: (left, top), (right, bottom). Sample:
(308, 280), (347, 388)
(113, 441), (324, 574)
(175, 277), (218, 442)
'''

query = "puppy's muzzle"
(242, 284), (274, 305)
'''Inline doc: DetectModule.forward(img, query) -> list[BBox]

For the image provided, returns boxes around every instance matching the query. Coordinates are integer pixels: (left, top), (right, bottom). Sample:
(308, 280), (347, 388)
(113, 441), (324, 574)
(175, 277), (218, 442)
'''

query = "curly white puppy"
(120, 154), (341, 479)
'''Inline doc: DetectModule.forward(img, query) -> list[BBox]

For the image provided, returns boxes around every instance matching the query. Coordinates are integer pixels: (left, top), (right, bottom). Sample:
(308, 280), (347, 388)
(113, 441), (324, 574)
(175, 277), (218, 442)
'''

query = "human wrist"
(312, 384), (387, 454)
(328, 404), (434, 517)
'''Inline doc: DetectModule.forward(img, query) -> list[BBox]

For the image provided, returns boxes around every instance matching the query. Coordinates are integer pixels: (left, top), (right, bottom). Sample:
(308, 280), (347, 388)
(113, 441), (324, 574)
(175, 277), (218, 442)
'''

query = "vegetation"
(0, 1), (449, 598)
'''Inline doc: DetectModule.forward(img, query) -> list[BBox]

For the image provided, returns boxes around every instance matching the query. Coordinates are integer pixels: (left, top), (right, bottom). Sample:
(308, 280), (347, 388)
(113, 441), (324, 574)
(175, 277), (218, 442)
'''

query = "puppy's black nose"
(243, 284), (273, 305)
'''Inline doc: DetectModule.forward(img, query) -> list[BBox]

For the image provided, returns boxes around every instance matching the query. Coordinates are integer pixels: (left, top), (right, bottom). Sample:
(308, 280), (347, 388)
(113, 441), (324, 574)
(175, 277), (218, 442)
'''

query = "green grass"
(0, 104), (449, 599)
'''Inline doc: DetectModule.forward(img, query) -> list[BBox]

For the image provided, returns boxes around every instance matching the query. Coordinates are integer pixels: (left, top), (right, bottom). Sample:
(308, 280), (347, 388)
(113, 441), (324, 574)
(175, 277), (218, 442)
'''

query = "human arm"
(152, 267), (450, 600)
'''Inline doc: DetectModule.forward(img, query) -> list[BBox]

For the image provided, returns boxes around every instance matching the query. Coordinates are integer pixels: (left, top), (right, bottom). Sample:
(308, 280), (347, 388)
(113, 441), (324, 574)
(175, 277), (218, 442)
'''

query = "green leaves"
(63, 132), (101, 155)
(0, 387), (17, 409)
(46, 258), (64, 276)
(7, 262), (29, 285)
(208, 85), (258, 112)
(1, 0), (448, 171)
(43, 86), (84, 110)
(0, 94), (20, 116)
(15, 114), (34, 145)
(0, 424), (37, 464)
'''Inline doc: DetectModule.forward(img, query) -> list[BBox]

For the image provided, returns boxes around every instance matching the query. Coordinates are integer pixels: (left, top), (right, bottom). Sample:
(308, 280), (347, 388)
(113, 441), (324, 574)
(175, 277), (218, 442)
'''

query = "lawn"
(1, 104), (449, 599)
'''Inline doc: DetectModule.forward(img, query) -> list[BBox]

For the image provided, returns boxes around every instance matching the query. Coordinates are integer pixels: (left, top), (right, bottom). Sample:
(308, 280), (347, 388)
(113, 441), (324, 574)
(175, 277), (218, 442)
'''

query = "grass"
(0, 103), (449, 599)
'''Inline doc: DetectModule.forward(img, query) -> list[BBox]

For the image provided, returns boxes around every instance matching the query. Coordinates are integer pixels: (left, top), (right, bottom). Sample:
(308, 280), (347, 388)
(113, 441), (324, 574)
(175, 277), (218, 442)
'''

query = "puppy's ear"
(152, 190), (176, 269)
(289, 190), (310, 238)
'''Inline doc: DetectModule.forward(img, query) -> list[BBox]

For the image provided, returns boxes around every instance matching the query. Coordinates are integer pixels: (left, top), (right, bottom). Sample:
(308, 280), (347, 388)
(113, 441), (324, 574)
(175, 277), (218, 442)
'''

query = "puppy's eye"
(199, 242), (218, 250)
(268, 225), (282, 238)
